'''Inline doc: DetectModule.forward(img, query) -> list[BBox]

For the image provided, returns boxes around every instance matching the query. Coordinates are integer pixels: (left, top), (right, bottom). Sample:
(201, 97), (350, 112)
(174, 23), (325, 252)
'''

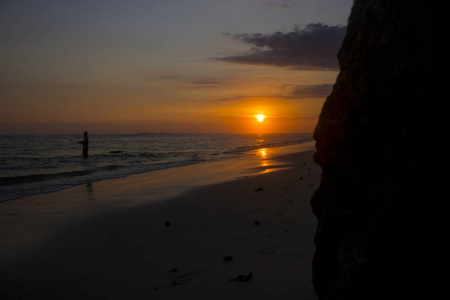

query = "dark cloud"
(289, 83), (334, 98)
(216, 23), (346, 70)
(207, 83), (333, 102)
(193, 80), (222, 85)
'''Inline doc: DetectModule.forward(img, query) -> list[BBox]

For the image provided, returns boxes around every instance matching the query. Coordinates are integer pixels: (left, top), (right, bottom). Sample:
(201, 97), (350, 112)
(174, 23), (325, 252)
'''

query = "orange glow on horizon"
(217, 96), (303, 133)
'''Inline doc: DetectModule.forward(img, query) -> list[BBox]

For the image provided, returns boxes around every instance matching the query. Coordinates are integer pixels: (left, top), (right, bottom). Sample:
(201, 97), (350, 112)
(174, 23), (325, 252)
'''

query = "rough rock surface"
(311, 1), (446, 299)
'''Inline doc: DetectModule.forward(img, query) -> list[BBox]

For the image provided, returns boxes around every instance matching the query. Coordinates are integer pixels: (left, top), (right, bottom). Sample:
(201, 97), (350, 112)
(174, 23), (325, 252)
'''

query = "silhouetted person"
(78, 131), (89, 157)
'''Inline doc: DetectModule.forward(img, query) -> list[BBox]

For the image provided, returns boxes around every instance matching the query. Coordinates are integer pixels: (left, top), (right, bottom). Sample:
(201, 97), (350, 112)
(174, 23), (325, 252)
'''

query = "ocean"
(0, 133), (313, 202)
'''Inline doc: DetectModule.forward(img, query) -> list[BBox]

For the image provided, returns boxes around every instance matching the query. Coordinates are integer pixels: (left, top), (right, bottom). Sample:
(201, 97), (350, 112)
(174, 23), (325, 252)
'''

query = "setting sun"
(255, 114), (266, 122)
(218, 96), (307, 133)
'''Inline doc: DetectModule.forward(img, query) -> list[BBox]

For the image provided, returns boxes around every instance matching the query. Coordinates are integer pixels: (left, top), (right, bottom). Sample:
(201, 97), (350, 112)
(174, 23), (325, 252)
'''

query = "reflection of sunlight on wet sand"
(248, 142), (315, 174)
(257, 149), (270, 172)
(255, 148), (279, 173)
(256, 147), (285, 161)
(257, 148), (267, 159)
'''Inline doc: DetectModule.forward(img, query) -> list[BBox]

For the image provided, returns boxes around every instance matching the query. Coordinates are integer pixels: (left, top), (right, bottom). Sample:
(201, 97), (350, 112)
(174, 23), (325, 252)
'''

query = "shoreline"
(0, 143), (320, 299)
(0, 140), (315, 203)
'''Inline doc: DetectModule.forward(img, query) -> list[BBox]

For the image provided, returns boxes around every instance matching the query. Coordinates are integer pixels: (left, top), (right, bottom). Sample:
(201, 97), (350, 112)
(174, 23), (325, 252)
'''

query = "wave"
(0, 133), (313, 202)
(222, 137), (312, 154)
(0, 170), (97, 186)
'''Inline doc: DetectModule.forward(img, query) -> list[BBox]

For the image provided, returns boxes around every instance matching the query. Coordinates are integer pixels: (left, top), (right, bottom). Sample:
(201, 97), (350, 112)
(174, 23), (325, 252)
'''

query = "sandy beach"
(0, 144), (320, 299)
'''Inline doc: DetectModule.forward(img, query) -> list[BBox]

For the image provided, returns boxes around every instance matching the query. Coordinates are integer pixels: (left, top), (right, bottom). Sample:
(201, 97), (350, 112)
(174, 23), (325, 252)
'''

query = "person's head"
(84, 131), (88, 137)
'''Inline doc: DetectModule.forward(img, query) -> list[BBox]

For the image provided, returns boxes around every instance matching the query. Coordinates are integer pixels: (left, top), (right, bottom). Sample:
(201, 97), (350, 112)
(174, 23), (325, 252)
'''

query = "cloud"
(192, 80), (222, 85)
(288, 83), (334, 98)
(216, 23), (346, 70)
(206, 83), (333, 102)
(264, 0), (298, 9)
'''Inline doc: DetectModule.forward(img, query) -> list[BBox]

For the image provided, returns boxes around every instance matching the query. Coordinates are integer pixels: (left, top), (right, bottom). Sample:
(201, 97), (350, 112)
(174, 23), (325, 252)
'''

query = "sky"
(0, 0), (354, 134)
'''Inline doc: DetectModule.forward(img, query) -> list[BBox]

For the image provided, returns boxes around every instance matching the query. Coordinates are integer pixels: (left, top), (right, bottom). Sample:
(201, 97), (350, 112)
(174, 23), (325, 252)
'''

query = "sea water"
(0, 133), (313, 202)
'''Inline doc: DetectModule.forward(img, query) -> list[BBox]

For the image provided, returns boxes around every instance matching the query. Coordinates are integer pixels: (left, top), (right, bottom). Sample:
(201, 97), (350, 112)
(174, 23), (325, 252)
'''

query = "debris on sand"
(223, 255), (233, 261)
(229, 272), (253, 282)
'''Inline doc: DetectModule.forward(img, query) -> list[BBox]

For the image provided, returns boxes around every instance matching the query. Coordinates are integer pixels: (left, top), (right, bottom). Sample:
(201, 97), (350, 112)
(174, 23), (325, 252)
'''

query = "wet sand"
(0, 143), (320, 299)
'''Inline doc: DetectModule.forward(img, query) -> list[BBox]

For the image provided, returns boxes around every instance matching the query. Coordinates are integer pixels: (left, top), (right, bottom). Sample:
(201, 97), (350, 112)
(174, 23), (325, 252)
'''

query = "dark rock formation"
(312, 1), (446, 299)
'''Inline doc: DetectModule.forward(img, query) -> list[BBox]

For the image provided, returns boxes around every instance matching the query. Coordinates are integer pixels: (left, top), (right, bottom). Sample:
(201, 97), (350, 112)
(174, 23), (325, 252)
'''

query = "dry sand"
(0, 144), (320, 299)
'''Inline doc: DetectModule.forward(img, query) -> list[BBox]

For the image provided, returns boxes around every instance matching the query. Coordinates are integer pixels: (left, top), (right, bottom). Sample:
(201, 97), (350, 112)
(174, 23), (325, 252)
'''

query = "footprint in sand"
(258, 247), (277, 256)
(229, 272), (253, 282)
(171, 269), (209, 286)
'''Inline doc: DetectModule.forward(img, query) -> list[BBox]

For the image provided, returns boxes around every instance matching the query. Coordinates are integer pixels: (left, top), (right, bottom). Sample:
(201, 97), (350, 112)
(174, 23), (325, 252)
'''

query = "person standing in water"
(78, 131), (89, 157)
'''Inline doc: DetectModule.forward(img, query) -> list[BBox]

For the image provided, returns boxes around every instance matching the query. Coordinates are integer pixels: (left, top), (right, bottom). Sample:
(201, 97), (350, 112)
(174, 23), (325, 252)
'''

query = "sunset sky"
(0, 0), (353, 134)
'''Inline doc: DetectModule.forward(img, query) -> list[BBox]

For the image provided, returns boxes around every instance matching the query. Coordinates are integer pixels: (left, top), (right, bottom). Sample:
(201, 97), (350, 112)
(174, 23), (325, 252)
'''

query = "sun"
(255, 114), (266, 122)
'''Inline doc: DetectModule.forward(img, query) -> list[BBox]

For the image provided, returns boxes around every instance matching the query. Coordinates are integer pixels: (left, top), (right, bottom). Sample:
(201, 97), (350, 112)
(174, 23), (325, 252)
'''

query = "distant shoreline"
(0, 132), (314, 137)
